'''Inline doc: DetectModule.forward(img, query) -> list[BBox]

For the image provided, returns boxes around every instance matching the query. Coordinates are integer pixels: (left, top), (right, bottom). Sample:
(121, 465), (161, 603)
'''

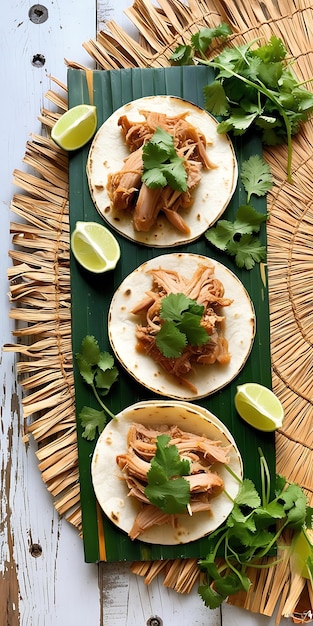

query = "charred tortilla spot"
(124, 288), (131, 297)
(94, 184), (104, 191)
(111, 511), (119, 522)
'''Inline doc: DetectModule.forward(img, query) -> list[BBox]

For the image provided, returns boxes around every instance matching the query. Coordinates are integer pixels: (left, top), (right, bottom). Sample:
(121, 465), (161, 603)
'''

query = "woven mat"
(4, 0), (313, 622)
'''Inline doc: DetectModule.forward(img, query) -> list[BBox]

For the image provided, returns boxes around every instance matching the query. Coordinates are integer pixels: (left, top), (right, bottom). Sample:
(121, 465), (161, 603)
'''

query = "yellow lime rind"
(291, 527), (313, 580)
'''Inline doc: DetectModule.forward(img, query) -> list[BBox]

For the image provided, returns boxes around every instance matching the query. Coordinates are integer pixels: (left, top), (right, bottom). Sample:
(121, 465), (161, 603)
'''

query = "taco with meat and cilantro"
(86, 95), (237, 247)
(91, 400), (242, 545)
(108, 253), (255, 400)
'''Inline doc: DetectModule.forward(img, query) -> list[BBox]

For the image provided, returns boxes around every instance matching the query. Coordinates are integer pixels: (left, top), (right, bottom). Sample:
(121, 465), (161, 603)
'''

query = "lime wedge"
(51, 104), (97, 151)
(234, 382), (284, 431)
(71, 221), (120, 273)
(291, 527), (313, 579)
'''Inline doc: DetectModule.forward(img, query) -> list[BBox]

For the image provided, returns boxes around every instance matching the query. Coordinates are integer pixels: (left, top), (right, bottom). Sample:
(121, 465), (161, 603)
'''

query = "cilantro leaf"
(79, 406), (107, 441)
(162, 157), (188, 191)
(142, 127), (187, 192)
(236, 527), (275, 549)
(97, 351), (115, 371)
(198, 551), (220, 577)
(240, 155), (274, 202)
(170, 44), (194, 66)
(155, 293), (209, 357)
(170, 22), (232, 67)
(214, 572), (247, 597)
(212, 42), (253, 76)
(257, 61), (284, 89)
(275, 474), (287, 496)
(205, 220), (235, 251)
(95, 366), (119, 396)
(255, 500), (286, 521)
(151, 434), (191, 477)
(191, 23), (232, 54)
(155, 320), (187, 358)
(234, 205), (267, 234)
(235, 478), (261, 509)
(278, 483), (308, 529)
(198, 583), (227, 609)
(144, 434), (190, 514)
(142, 167), (168, 189)
(251, 35), (286, 63)
(227, 504), (256, 532)
(75, 335), (118, 439)
(145, 476), (190, 514)
(160, 293), (203, 320)
(75, 354), (95, 386)
(226, 234), (266, 270)
(217, 110), (259, 135)
(205, 205), (267, 270)
(79, 334), (100, 365)
(204, 82), (229, 117)
(178, 312), (209, 346)
(144, 126), (174, 159)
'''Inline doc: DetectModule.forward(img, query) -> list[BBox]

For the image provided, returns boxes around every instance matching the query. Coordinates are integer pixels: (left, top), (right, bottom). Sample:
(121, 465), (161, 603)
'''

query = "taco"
(87, 95), (237, 247)
(91, 401), (243, 545)
(108, 253), (255, 400)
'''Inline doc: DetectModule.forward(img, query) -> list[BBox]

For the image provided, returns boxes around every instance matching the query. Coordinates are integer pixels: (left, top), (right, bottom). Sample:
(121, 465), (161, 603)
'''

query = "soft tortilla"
(86, 95), (237, 247)
(108, 253), (255, 400)
(91, 400), (243, 545)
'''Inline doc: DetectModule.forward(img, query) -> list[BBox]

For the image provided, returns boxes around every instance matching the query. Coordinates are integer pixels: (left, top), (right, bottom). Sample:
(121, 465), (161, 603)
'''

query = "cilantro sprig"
(198, 449), (310, 609)
(75, 335), (119, 440)
(170, 23), (232, 66)
(155, 293), (209, 358)
(205, 154), (271, 270)
(205, 204), (267, 270)
(142, 127), (188, 191)
(144, 434), (191, 514)
(208, 37), (313, 181)
(170, 29), (313, 181)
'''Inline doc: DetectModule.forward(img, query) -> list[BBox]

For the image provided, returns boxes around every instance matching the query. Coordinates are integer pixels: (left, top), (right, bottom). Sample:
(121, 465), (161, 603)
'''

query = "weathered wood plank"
(1, 2), (99, 624)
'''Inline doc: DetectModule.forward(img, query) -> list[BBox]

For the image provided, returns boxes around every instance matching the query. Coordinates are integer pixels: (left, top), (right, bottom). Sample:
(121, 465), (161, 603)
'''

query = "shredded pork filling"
(131, 262), (233, 392)
(116, 422), (230, 540)
(107, 109), (217, 233)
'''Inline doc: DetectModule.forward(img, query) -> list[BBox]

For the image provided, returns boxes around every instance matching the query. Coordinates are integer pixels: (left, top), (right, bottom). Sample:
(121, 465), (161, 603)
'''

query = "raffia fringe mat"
(4, 0), (313, 622)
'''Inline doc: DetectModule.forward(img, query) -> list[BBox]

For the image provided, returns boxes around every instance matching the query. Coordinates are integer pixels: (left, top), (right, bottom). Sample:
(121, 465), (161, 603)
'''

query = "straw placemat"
(4, 0), (313, 622)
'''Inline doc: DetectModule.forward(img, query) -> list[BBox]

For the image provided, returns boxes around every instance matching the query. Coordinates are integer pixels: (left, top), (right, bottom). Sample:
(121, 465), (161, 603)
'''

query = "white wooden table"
(1, 2), (290, 624)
